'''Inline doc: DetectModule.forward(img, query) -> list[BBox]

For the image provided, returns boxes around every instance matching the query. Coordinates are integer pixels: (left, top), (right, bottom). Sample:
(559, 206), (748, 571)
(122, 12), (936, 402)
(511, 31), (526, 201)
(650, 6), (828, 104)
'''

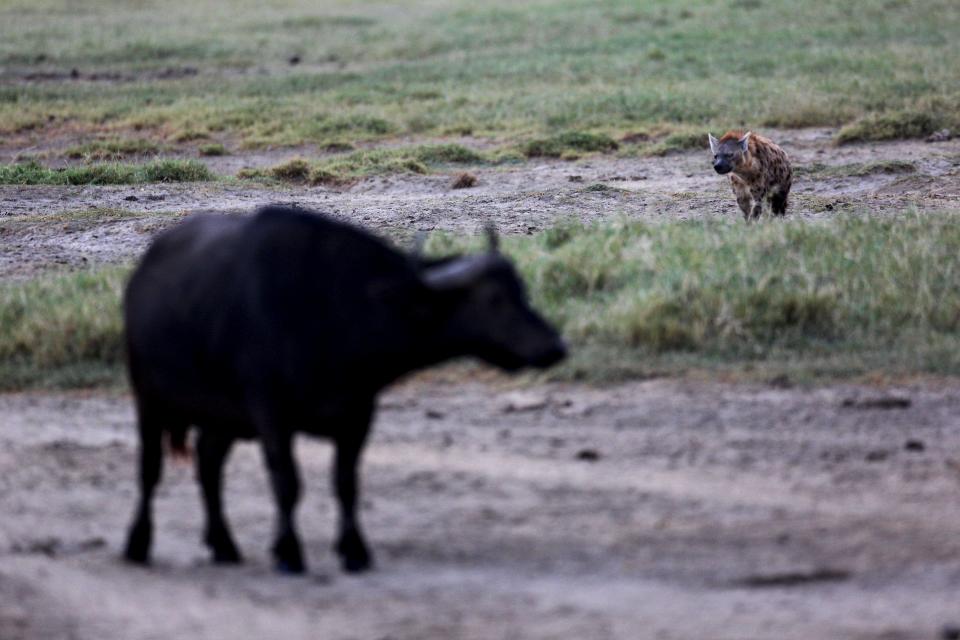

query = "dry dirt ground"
(2, 380), (960, 640)
(1, 128), (959, 278)
(2, 130), (960, 639)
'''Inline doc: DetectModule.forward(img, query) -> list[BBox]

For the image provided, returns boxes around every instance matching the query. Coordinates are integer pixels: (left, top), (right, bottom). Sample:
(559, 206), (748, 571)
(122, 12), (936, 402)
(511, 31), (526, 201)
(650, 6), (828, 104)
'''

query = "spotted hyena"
(708, 130), (792, 221)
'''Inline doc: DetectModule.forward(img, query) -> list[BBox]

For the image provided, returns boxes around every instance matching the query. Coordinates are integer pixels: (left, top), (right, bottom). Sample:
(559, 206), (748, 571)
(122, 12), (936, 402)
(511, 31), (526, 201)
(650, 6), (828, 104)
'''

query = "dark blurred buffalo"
(123, 205), (565, 574)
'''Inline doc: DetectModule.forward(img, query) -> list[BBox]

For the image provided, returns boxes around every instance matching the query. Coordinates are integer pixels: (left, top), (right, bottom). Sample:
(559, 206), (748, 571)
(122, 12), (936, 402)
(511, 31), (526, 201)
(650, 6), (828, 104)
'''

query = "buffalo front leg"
(124, 403), (166, 564)
(260, 431), (305, 574)
(196, 430), (242, 564)
(333, 417), (373, 573)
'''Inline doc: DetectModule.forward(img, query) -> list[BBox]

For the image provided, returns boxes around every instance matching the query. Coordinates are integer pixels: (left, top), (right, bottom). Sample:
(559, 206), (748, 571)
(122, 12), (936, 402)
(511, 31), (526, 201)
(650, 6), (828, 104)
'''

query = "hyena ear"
(708, 133), (719, 154)
(738, 131), (752, 152)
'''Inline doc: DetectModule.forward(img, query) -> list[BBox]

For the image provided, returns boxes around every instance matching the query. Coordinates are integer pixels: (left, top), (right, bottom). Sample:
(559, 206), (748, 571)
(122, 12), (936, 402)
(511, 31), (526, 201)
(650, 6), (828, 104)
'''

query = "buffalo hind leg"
(196, 430), (242, 564)
(261, 431), (305, 574)
(333, 420), (373, 573)
(124, 403), (167, 564)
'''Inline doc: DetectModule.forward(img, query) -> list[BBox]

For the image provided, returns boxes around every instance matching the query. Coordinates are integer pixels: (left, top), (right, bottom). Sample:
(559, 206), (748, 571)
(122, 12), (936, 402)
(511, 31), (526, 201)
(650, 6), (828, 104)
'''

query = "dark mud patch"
(841, 395), (912, 410)
(1, 66), (200, 85)
(733, 568), (851, 589)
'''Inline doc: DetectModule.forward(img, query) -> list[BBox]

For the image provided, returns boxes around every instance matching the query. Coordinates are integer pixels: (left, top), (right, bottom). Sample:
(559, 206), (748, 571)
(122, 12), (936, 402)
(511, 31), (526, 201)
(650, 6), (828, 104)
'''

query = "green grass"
(5, 212), (960, 390)
(521, 131), (619, 159)
(796, 159), (917, 178)
(1, 0), (958, 147)
(198, 142), (228, 156)
(0, 159), (214, 185)
(0, 267), (127, 390)
(429, 211), (960, 381)
(835, 110), (950, 145)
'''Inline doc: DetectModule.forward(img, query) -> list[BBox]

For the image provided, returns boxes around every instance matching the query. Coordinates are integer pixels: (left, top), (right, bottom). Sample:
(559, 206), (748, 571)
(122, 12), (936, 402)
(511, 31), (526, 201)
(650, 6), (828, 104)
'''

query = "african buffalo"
(123, 205), (565, 574)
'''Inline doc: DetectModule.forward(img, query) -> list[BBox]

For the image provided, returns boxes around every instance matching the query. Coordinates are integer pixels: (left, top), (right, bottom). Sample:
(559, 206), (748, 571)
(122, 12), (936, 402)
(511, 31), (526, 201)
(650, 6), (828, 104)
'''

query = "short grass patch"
(0, 267), (127, 390)
(2, 0), (957, 146)
(198, 143), (228, 156)
(0, 159), (214, 185)
(7, 211), (960, 389)
(796, 160), (917, 178)
(521, 131), (619, 159)
(644, 130), (711, 157)
(835, 110), (955, 145)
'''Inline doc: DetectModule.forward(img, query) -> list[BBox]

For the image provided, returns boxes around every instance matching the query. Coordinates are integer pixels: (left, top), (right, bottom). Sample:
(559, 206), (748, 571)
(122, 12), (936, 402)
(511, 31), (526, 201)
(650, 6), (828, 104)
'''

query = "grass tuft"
(198, 143), (228, 156)
(645, 130), (709, 156)
(0, 160), (214, 185)
(270, 158), (312, 181)
(835, 111), (948, 145)
(137, 159), (214, 182)
(521, 131), (619, 158)
(796, 160), (916, 178)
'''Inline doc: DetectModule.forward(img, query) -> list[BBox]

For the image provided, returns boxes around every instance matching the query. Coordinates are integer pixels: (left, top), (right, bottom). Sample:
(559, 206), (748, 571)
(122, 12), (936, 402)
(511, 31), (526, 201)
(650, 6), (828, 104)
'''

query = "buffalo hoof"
(212, 544), (243, 565)
(205, 529), (243, 564)
(336, 533), (373, 573)
(124, 520), (152, 565)
(275, 559), (306, 575)
(272, 535), (305, 575)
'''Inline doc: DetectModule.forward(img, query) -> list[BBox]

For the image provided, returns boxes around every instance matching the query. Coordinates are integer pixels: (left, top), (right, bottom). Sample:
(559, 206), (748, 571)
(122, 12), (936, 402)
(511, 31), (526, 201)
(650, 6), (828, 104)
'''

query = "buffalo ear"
(708, 133), (719, 154)
(738, 131), (752, 152)
(484, 223), (499, 254)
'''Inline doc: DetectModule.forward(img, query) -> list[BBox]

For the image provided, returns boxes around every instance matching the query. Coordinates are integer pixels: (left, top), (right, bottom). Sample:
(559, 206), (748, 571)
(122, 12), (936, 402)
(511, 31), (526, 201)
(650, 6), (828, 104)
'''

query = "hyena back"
(708, 131), (792, 221)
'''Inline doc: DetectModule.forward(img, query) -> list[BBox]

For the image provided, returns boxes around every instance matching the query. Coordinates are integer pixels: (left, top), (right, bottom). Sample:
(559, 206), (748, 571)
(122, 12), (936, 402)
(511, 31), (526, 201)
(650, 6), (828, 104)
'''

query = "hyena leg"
(771, 188), (788, 216)
(750, 190), (765, 221)
(731, 177), (753, 221)
(736, 192), (753, 220)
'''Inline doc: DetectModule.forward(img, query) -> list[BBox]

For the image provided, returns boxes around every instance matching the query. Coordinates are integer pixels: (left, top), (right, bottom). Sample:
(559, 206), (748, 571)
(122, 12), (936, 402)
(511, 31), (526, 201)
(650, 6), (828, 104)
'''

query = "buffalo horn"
(422, 255), (492, 291)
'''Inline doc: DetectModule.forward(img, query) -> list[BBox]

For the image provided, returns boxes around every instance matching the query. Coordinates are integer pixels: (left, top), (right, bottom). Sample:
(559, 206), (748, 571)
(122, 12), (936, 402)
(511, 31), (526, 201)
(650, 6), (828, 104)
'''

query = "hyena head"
(708, 131), (751, 175)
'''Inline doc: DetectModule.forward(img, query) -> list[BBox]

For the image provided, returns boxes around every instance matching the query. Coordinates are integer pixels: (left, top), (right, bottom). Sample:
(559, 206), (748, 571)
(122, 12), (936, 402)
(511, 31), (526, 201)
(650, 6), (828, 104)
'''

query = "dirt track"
(2, 130), (960, 638)
(2, 380), (960, 639)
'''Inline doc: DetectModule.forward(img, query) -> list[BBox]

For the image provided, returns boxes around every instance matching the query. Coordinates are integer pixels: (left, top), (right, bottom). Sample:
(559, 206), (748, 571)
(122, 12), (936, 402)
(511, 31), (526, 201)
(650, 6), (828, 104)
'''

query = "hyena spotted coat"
(708, 131), (792, 221)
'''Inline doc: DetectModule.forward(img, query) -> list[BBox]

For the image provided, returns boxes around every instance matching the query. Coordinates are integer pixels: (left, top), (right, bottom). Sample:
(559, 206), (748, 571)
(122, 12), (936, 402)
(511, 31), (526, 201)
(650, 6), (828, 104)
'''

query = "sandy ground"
(2, 130), (960, 638)
(2, 380), (960, 639)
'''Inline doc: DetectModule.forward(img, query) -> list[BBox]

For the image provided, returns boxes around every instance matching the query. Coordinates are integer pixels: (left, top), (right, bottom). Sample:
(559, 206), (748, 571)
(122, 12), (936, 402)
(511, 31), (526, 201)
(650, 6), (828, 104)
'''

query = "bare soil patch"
(2, 129), (958, 278)
(2, 379), (960, 639)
